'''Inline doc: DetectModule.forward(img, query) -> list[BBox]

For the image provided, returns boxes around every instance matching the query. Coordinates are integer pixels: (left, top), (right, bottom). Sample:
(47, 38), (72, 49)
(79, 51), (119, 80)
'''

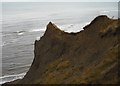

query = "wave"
(59, 22), (90, 33)
(13, 29), (45, 35)
(1, 42), (6, 47)
(11, 31), (25, 36)
(2, 38), (18, 47)
(36, 37), (40, 40)
(100, 10), (118, 19)
(8, 64), (31, 71)
(17, 31), (25, 36)
(0, 73), (26, 84)
(101, 10), (110, 13)
(2, 28), (45, 47)
(29, 29), (45, 32)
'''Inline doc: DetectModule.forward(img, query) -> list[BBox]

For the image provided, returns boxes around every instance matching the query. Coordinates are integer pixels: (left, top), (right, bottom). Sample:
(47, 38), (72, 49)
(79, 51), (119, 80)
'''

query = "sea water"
(1, 2), (118, 84)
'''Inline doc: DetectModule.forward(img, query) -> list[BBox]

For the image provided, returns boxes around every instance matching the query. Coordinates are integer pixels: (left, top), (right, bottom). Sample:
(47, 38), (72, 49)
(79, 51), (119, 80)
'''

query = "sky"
(1, 0), (120, 2)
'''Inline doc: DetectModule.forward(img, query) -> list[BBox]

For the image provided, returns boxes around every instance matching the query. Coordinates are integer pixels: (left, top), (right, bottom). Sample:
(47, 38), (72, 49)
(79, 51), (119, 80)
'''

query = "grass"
(35, 58), (72, 84)
(100, 20), (118, 33)
(34, 44), (119, 84)
(70, 44), (118, 84)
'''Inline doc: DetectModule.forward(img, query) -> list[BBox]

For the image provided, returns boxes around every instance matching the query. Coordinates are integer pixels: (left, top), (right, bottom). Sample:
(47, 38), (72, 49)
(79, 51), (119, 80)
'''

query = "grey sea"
(1, 2), (118, 84)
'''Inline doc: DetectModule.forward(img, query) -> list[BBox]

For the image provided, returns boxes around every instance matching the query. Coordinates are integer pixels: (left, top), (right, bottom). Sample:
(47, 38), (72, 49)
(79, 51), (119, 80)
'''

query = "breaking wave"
(0, 73), (26, 84)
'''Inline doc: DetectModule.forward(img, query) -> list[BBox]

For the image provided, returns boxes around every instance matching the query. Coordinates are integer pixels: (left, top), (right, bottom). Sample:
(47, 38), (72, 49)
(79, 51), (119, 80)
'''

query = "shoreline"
(0, 73), (26, 84)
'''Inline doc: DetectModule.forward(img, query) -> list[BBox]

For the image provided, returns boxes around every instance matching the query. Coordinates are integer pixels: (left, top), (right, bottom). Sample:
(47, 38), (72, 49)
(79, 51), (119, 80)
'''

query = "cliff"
(3, 15), (120, 85)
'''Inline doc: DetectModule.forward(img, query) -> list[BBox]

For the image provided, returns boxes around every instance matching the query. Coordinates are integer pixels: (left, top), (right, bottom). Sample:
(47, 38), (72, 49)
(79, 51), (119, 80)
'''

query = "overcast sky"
(1, 0), (119, 2)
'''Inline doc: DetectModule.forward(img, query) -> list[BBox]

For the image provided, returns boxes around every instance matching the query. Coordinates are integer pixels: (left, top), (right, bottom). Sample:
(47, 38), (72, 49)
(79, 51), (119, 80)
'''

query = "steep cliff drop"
(2, 15), (120, 85)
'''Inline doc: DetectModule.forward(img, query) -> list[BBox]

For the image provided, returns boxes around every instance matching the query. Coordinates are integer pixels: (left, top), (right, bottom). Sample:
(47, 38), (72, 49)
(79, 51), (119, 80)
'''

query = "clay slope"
(3, 15), (120, 85)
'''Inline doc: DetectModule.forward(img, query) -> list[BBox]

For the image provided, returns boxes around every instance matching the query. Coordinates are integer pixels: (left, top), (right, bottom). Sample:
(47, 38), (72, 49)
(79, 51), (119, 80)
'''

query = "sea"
(0, 2), (118, 84)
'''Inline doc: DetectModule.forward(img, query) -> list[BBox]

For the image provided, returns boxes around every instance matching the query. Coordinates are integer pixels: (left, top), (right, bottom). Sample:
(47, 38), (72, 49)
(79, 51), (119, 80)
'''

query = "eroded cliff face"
(3, 15), (120, 85)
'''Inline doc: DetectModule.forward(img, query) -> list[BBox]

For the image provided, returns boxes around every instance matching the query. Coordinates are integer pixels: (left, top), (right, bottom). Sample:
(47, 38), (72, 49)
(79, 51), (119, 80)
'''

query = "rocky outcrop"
(3, 15), (120, 85)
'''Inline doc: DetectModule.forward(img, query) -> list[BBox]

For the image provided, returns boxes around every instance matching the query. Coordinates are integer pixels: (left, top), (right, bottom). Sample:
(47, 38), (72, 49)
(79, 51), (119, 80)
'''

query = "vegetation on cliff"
(3, 15), (120, 85)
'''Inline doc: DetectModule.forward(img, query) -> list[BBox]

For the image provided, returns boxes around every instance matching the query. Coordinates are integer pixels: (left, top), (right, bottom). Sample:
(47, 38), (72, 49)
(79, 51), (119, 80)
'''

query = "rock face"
(3, 15), (120, 85)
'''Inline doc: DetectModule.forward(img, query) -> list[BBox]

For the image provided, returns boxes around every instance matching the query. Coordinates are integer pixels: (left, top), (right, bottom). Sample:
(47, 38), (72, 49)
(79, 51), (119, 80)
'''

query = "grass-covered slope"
(3, 15), (120, 85)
